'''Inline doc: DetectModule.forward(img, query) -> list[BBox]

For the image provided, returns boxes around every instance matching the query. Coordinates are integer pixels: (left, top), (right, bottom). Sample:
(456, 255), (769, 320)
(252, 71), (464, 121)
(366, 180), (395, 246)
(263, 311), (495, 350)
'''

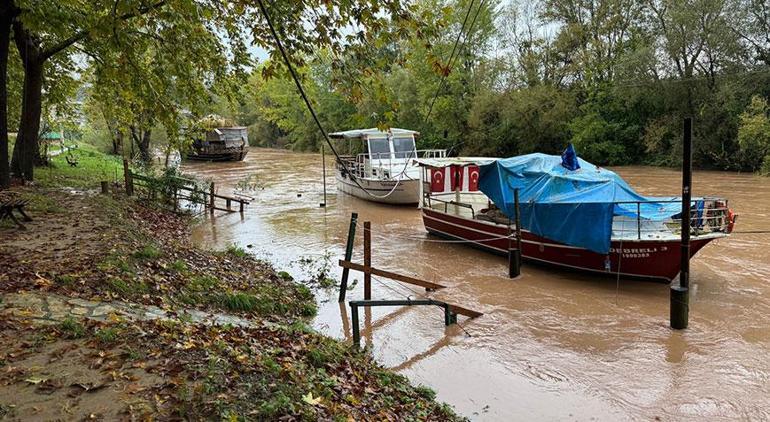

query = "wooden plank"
(364, 221), (371, 300)
(338, 260), (446, 290)
(447, 304), (483, 318)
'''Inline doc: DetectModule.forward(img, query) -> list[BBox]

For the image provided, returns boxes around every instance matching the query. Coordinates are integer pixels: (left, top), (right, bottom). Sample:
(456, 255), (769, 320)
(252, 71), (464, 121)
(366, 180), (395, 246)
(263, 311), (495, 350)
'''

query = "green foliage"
(738, 95), (770, 172)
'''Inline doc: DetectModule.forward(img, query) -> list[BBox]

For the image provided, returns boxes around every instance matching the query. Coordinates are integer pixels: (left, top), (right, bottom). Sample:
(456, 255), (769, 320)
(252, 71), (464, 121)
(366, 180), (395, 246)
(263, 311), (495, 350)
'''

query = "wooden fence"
(122, 159), (248, 213)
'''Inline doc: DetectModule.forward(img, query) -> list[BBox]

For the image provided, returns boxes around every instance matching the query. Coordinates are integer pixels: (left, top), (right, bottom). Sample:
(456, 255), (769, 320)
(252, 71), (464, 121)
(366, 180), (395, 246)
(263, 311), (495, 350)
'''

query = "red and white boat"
(417, 156), (735, 282)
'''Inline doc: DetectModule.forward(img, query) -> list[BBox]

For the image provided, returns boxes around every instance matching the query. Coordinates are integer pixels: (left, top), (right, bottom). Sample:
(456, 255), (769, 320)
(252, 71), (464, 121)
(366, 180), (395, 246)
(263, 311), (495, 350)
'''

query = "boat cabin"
(330, 128), (445, 181)
(188, 126), (249, 161)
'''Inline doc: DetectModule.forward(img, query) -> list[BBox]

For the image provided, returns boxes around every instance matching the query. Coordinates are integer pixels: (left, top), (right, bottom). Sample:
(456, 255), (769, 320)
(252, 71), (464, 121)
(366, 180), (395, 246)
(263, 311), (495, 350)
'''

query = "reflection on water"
(185, 149), (770, 420)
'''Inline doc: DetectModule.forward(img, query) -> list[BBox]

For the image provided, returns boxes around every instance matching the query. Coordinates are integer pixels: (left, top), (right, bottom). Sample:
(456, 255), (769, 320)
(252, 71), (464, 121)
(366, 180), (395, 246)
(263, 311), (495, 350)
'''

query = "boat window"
(368, 137), (391, 159)
(392, 136), (416, 158)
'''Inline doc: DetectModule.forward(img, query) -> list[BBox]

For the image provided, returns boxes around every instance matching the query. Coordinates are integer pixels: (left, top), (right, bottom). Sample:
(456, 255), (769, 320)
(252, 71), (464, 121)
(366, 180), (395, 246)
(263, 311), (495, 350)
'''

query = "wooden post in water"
(364, 221), (372, 300)
(338, 212), (359, 302)
(209, 182), (215, 214)
(671, 117), (692, 330)
(320, 145), (327, 207)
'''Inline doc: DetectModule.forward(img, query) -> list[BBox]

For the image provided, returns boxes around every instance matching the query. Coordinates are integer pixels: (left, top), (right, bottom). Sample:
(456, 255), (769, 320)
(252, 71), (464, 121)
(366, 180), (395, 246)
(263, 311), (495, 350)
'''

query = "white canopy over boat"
(329, 128), (420, 139)
(413, 157), (496, 168)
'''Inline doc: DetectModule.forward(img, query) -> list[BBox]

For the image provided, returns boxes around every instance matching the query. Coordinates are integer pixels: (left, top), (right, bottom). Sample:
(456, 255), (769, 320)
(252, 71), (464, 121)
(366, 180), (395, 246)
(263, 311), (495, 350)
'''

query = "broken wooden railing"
(338, 214), (483, 347)
(122, 159), (248, 213)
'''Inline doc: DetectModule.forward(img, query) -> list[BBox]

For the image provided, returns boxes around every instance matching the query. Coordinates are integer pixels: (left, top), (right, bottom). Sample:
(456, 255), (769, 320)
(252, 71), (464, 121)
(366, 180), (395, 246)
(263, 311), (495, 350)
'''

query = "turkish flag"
(430, 168), (445, 193)
(467, 165), (480, 191)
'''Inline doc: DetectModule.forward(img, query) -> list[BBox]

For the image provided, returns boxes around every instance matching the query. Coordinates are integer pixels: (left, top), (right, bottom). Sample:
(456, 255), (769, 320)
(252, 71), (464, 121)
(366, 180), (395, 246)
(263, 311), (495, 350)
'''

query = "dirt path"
(1, 291), (260, 328)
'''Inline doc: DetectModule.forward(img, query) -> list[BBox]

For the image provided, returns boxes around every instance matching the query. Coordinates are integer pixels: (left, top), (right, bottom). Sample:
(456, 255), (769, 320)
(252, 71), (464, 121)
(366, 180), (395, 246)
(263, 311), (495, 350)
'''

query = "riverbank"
(0, 149), (462, 420)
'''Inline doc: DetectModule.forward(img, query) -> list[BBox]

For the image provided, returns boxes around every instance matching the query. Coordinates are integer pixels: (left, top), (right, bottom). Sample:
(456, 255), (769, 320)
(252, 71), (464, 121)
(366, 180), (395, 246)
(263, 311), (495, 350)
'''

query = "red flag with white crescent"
(468, 165), (480, 191)
(430, 168), (444, 193)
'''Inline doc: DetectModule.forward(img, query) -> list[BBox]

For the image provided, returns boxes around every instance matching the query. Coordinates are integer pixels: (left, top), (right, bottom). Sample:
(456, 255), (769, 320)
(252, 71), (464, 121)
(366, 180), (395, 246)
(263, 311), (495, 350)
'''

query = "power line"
(425, 0), (478, 121)
(255, 0), (407, 200)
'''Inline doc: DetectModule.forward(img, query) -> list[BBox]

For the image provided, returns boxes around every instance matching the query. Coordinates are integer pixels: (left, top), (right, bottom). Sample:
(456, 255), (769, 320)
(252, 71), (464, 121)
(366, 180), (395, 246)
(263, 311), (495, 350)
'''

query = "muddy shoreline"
(0, 180), (462, 420)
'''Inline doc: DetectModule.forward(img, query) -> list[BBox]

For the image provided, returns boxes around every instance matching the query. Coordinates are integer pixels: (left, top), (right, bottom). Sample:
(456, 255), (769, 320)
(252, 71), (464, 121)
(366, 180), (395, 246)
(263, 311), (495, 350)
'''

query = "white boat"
(329, 128), (446, 205)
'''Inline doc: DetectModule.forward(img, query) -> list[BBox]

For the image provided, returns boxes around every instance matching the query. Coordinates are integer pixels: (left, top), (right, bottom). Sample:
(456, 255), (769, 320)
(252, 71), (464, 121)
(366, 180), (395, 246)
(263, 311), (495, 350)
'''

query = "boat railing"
(612, 198), (733, 239)
(428, 195), (477, 218)
(347, 151), (425, 180)
(423, 191), (733, 240)
(416, 149), (447, 159)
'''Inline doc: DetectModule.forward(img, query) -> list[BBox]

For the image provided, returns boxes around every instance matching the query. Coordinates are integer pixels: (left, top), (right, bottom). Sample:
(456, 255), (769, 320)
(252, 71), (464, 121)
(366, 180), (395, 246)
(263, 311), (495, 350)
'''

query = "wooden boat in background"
(188, 126), (249, 162)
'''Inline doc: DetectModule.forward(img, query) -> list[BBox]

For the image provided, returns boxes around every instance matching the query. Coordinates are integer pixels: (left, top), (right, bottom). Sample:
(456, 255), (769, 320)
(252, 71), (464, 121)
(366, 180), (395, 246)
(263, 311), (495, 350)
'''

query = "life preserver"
(727, 209), (736, 233)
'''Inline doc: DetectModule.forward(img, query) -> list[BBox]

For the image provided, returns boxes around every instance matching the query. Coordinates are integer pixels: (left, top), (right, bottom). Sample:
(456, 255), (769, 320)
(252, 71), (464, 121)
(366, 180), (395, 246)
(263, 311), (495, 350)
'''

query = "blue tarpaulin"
(478, 152), (689, 254)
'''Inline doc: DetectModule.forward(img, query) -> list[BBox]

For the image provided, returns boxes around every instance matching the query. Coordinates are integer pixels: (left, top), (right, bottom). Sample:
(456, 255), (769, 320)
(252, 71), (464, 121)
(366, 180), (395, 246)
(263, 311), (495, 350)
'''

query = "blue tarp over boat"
(478, 150), (686, 254)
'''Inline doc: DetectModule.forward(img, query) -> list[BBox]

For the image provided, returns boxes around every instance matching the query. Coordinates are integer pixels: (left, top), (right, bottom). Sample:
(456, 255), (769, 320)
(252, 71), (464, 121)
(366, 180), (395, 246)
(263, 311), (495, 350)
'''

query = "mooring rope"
(354, 220), (513, 244)
(255, 0), (426, 201)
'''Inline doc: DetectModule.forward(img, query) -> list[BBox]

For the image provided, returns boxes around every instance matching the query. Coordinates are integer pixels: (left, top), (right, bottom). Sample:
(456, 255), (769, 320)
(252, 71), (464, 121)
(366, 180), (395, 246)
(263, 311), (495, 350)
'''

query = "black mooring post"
(671, 117), (692, 330)
(509, 188), (522, 278)
(350, 302), (360, 347)
(339, 212), (359, 302)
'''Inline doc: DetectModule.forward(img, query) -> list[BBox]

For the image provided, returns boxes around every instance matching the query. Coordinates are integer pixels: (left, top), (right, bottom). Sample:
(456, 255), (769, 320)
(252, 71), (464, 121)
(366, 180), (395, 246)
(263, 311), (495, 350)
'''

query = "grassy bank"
(36, 142), (124, 189)
(0, 145), (463, 420)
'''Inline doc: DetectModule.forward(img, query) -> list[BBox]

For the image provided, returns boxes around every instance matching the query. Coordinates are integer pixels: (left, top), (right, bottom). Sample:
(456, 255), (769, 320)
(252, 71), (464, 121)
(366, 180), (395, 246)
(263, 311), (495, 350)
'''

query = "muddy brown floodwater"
(185, 149), (770, 421)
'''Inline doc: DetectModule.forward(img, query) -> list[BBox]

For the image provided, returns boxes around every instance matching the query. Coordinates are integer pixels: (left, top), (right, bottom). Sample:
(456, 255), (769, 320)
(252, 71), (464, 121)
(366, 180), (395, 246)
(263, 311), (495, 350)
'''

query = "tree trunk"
(114, 129), (124, 156)
(11, 22), (44, 181)
(0, 6), (12, 189)
(140, 129), (152, 162)
(131, 126), (152, 163)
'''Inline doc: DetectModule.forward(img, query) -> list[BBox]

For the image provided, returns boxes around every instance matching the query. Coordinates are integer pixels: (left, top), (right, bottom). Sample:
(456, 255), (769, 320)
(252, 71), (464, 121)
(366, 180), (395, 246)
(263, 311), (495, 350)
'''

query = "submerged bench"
(0, 199), (32, 229)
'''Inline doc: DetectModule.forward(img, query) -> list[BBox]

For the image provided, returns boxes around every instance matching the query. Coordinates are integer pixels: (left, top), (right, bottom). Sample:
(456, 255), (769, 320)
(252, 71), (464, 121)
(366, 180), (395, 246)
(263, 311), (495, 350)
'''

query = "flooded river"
(185, 149), (770, 421)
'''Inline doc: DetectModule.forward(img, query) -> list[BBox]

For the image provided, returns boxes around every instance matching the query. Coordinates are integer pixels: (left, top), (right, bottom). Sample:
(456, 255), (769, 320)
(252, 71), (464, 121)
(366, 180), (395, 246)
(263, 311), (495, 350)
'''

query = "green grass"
(53, 274), (77, 286)
(35, 142), (124, 190)
(95, 327), (120, 344)
(170, 259), (189, 272)
(133, 244), (162, 260)
(97, 255), (133, 274)
(59, 317), (86, 339)
(224, 244), (248, 258)
(218, 292), (260, 312)
(19, 191), (65, 214)
(107, 277), (148, 296)
(179, 275), (221, 306)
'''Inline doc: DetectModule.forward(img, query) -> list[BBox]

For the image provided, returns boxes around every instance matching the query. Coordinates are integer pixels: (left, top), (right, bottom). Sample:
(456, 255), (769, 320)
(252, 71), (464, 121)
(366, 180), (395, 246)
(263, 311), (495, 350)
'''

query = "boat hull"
(186, 150), (248, 162)
(336, 172), (420, 205)
(422, 208), (718, 282)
